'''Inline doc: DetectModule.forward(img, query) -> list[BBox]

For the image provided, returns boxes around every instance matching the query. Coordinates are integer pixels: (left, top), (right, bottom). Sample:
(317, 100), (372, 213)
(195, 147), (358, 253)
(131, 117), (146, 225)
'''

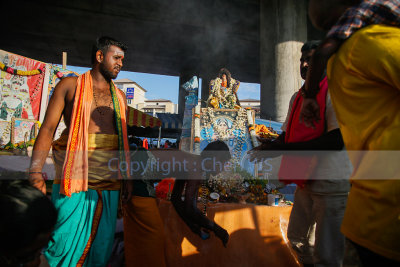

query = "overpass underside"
(2, 0), (324, 121)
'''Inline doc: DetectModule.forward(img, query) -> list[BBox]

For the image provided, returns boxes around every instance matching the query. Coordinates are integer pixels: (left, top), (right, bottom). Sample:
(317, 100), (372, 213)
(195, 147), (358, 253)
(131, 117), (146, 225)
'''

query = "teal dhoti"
(44, 184), (119, 267)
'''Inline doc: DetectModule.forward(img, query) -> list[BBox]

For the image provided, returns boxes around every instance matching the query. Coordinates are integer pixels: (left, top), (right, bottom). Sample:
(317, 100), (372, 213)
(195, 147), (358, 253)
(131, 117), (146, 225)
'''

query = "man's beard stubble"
(300, 67), (308, 80)
(99, 63), (118, 81)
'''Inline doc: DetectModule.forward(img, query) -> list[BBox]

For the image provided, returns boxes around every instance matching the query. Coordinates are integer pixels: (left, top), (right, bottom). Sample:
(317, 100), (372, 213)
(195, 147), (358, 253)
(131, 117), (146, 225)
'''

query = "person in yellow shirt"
(306, 1), (400, 265)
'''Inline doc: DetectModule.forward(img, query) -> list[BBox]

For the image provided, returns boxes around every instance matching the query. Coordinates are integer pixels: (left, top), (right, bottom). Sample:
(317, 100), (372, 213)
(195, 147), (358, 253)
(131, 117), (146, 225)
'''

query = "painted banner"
(190, 107), (258, 176)
(0, 120), (11, 146)
(199, 110), (253, 159)
(47, 65), (78, 140)
(0, 50), (46, 121)
(193, 109), (255, 168)
(12, 118), (38, 144)
(47, 65), (78, 106)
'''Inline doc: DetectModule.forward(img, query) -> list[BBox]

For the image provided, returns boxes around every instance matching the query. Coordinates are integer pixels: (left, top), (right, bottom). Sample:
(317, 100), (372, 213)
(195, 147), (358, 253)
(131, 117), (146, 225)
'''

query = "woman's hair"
(0, 180), (57, 253)
(218, 68), (232, 88)
(200, 140), (231, 163)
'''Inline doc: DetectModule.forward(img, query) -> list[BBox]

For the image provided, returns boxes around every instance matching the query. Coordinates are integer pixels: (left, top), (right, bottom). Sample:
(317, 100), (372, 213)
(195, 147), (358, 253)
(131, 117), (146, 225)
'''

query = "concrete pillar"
(260, 0), (307, 122)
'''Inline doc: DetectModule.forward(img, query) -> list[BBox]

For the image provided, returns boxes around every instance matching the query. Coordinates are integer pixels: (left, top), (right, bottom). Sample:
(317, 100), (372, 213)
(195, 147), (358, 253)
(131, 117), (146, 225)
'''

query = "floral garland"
(246, 109), (259, 148)
(201, 172), (209, 214)
(0, 61), (43, 76)
(54, 69), (64, 78)
(193, 113), (201, 143)
(208, 171), (245, 196)
(210, 77), (238, 109)
(155, 178), (175, 200)
(231, 127), (246, 166)
(193, 105), (202, 151)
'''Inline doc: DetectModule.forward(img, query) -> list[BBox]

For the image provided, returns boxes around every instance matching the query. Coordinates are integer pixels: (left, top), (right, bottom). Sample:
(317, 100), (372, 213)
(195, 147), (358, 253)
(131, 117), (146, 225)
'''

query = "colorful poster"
(47, 65), (78, 105)
(12, 118), (38, 144)
(0, 50), (46, 121)
(0, 120), (11, 146)
(191, 108), (257, 175)
(47, 65), (78, 140)
(199, 110), (253, 163)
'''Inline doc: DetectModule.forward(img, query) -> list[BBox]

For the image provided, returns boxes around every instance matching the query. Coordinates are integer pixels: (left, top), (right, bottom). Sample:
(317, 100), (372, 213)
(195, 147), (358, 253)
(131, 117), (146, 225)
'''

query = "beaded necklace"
(92, 86), (113, 116)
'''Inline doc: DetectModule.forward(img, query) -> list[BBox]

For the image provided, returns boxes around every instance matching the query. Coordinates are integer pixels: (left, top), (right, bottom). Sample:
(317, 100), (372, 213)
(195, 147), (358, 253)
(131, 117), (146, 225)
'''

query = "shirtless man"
(28, 36), (128, 266)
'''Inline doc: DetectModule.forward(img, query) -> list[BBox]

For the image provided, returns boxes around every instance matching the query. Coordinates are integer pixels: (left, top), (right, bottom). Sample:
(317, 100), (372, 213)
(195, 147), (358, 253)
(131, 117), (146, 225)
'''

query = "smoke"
(116, 0), (260, 82)
(2, 0), (261, 83)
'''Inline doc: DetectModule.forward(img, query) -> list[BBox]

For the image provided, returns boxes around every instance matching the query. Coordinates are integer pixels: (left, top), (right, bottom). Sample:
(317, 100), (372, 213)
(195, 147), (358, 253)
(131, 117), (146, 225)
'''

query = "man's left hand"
(248, 139), (283, 161)
(122, 180), (133, 205)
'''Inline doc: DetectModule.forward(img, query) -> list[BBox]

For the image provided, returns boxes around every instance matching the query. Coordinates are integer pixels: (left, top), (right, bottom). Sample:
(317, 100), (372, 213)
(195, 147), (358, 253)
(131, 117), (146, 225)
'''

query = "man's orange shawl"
(60, 71), (130, 196)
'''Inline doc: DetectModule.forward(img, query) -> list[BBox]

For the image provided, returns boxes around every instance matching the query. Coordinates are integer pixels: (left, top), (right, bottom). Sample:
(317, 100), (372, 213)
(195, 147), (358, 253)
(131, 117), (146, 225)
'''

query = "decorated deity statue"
(207, 68), (241, 109)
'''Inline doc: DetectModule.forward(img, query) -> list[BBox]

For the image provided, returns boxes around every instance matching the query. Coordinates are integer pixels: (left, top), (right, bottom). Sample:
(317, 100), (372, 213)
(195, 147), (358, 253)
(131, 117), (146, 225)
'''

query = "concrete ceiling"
(2, 0), (261, 83)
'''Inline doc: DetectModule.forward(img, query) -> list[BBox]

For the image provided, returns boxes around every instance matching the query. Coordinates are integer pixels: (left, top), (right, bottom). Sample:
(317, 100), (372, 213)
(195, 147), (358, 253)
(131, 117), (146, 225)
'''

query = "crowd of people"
(1, 0), (400, 266)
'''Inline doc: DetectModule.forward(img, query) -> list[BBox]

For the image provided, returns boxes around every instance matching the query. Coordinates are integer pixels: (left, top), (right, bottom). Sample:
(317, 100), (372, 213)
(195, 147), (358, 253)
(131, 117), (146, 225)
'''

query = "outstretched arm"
(273, 128), (344, 151)
(305, 37), (342, 97)
(300, 38), (342, 127)
(29, 77), (76, 194)
(249, 129), (344, 161)
(248, 132), (285, 161)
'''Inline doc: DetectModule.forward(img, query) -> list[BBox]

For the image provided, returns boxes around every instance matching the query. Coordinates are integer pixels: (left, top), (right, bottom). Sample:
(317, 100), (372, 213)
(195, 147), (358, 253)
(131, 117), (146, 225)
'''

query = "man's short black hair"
(0, 179), (57, 252)
(301, 40), (321, 53)
(91, 36), (128, 64)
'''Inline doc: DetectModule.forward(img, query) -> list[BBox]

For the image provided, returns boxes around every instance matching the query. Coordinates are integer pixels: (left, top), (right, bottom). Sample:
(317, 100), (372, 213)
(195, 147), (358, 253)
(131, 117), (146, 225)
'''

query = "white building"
(114, 78), (147, 109)
(114, 79), (178, 115)
(240, 98), (260, 107)
(141, 99), (178, 116)
(240, 99), (260, 118)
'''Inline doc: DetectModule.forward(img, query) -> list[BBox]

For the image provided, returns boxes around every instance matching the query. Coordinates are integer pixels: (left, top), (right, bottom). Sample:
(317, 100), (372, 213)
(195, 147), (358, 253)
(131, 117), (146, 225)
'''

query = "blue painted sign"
(126, 87), (135, 99)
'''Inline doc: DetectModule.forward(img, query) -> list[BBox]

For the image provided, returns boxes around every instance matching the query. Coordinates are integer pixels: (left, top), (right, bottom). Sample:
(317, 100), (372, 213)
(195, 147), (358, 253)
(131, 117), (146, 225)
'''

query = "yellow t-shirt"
(327, 24), (400, 261)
